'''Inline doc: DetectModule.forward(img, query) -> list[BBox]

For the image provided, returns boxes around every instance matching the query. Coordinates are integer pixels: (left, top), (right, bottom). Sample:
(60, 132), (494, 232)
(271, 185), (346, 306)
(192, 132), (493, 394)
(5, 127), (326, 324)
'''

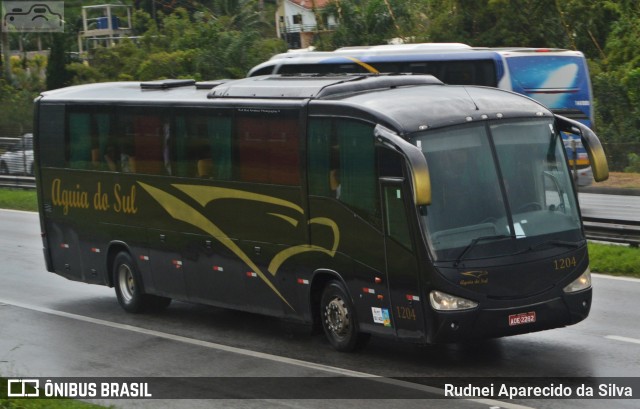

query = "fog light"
(429, 290), (478, 311)
(563, 267), (592, 293)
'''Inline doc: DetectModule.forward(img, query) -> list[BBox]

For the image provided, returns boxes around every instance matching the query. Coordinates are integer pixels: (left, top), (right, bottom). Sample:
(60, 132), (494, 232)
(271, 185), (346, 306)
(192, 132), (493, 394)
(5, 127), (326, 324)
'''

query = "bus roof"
(38, 75), (553, 135)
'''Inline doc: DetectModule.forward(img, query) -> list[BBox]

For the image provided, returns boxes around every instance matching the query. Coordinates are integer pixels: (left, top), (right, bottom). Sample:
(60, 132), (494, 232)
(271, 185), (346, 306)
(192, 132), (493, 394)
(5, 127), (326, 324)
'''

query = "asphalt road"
(0, 209), (639, 409)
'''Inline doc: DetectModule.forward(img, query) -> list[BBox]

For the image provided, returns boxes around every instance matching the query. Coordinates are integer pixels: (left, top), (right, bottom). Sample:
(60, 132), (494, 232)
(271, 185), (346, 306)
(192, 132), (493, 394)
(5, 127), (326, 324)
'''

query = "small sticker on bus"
(372, 307), (391, 327)
(509, 311), (536, 326)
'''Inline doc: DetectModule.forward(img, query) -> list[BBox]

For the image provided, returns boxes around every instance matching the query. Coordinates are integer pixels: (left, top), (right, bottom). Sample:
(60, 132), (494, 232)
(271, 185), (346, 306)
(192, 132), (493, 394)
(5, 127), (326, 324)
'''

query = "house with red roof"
(276, 0), (337, 49)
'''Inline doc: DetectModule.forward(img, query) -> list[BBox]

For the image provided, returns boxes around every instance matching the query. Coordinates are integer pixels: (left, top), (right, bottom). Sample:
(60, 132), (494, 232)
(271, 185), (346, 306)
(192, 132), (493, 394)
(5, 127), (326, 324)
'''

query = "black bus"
(34, 75), (609, 351)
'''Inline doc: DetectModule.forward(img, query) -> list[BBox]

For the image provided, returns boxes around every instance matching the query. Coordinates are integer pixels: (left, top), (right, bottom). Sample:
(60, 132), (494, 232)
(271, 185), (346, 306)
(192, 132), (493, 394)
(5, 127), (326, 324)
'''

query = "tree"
(0, 79), (36, 134)
(424, 0), (568, 47)
(46, 34), (70, 90)
(79, 5), (286, 82)
(591, 1), (640, 150)
(325, 0), (425, 48)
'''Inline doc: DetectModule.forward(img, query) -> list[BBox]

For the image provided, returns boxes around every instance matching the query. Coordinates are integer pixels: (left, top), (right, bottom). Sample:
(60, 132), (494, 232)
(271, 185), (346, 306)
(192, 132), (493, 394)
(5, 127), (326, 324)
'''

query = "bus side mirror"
(555, 115), (609, 182)
(374, 125), (431, 206)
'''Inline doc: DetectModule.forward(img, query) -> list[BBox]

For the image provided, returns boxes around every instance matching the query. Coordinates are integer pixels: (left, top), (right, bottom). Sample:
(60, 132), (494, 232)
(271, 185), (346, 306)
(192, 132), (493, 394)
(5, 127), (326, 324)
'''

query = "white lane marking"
(592, 273), (640, 283)
(0, 297), (534, 408)
(605, 335), (640, 345)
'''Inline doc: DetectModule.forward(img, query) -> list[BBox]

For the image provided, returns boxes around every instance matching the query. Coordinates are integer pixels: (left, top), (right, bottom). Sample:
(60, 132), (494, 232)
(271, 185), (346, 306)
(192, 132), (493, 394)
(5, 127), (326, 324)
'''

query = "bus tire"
(320, 280), (369, 352)
(113, 251), (171, 313)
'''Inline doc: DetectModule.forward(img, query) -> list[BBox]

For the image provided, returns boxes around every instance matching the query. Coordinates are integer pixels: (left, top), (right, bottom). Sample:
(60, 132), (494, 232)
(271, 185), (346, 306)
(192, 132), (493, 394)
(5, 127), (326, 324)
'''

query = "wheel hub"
(324, 297), (350, 336)
(118, 265), (135, 302)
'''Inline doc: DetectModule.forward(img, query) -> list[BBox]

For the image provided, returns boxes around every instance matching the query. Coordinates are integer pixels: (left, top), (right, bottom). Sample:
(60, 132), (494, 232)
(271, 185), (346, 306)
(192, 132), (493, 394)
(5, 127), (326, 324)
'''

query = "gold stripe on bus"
(174, 184), (304, 214)
(345, 57), (379, 74)
(138, 182), (295, 312)
(267, 217), (340, 276)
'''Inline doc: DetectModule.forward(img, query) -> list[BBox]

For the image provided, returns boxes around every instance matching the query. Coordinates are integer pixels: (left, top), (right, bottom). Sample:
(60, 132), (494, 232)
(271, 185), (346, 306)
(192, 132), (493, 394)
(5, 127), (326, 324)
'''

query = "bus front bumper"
(426, 288), (592, 344)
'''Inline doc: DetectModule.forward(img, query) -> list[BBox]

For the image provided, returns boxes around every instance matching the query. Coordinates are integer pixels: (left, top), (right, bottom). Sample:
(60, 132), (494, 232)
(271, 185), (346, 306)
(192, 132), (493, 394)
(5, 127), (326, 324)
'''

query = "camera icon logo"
(2, 2), (64, 32)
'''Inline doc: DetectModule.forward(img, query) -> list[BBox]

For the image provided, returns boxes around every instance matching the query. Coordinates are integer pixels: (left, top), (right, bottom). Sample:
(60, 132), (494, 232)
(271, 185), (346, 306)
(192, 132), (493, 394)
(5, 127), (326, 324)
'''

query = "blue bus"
(249, 44), (594, 184)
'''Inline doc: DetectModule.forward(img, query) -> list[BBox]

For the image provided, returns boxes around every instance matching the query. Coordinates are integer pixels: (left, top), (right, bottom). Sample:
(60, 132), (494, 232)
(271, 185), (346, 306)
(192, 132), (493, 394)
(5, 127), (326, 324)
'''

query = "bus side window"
(93, 113), (113, 171)
(132, 115), (164, 174)
(172, 111), (234, 180)
(379, 148), (413, 249)
(208, 116), (232, 180)
(175, 115), (206, 178)
(235, 115), (300, 186)
(68, 112), (92, 169)
(308, 118), (333, 197)
(337, 120), (377, 216)
(308, 118), (380, 226)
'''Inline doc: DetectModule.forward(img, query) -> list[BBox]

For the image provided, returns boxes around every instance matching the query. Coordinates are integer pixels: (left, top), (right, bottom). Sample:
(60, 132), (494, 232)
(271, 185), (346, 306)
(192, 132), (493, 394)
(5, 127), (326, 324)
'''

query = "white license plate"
(508, 311), (536, 326)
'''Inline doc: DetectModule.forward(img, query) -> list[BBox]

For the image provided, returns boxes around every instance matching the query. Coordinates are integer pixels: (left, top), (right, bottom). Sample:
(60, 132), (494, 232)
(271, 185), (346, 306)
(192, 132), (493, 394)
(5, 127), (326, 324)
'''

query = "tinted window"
(65, 106), (301, 185)
(235, 112), (300, 185)
(308, 118), (379, 224)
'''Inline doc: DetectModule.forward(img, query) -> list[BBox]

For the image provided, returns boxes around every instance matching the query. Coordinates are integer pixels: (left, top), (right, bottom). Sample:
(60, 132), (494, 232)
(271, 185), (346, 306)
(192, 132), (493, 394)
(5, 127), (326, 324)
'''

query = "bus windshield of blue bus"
(506, 55), (591, 124)
(414, 118), (582, 261)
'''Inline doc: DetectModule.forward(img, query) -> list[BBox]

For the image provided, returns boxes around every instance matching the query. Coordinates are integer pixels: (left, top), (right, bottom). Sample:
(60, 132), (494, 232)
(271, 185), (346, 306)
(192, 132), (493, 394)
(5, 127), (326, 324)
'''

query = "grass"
(588, 242), (640, 278)
(0, 378), (108, 409)
(0, 189), (37, 212)
(595, 171), (640, 189)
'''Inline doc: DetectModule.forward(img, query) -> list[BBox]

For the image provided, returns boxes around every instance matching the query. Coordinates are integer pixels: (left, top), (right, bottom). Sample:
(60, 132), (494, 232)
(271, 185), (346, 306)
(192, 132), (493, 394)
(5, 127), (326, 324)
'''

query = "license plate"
(508, 311), (536, 326)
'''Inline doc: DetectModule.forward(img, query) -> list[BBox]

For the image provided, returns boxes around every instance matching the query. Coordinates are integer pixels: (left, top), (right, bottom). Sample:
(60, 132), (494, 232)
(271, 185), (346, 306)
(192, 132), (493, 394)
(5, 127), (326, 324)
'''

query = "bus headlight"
(563, 267), (592, 293)
(429, 290), (478, 311)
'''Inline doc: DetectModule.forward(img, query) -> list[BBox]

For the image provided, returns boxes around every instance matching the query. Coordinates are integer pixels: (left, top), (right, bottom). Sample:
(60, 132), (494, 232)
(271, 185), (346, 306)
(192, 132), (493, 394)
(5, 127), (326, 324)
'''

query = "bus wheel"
(320, 280), (369, 352)
(113, 252), (171, 313)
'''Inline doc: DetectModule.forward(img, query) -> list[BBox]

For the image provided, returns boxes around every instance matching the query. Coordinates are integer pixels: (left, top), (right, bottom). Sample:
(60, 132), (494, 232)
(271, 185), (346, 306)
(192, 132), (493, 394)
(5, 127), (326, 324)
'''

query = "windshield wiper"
(454, 235), (515, 267)
(516, 239), (583, 255)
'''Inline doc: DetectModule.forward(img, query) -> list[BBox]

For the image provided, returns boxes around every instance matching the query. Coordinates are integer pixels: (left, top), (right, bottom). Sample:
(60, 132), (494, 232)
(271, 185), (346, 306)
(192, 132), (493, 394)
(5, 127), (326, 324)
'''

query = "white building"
(276, 0), (337, 49)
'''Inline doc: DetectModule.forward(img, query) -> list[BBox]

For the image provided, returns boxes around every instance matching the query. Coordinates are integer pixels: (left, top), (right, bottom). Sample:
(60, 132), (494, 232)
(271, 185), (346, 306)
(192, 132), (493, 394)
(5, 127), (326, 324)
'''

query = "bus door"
(378, 148), (426, 341)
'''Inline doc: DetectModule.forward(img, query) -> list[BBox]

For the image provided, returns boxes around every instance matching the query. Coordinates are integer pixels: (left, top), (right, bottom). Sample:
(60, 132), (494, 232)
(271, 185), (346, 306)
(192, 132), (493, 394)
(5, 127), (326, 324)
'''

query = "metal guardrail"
(583, 218), (640, 247)
(0, 175), (36, 189)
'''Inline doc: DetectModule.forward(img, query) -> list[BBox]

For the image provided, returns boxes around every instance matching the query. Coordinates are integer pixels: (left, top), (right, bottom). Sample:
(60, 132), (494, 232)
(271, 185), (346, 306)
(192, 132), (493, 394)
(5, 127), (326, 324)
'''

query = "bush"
(625, 152), (640, 173)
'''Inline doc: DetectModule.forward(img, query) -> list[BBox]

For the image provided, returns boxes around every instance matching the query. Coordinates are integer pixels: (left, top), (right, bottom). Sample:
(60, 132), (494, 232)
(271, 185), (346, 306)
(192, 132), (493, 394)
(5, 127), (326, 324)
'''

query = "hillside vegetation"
(1, 1), (639, 172)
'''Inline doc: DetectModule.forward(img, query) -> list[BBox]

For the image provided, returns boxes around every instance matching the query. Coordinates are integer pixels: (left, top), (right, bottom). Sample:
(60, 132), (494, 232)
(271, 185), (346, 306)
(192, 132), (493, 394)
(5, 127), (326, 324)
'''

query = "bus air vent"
(195, 80), (232, 90)
(140, 79), (196, 90)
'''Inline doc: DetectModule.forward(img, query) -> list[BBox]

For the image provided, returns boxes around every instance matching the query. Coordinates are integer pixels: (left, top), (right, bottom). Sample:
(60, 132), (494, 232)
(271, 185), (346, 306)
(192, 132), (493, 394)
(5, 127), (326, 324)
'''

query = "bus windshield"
(505, 54), (591, 122)
(414, 118), (582, 261)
